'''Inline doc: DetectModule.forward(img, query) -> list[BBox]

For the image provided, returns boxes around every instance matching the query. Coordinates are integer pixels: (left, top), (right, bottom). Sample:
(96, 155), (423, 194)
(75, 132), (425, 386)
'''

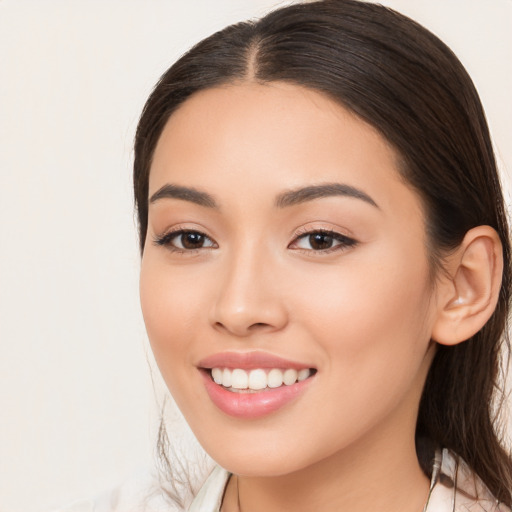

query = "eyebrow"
(149, 182), (378, 210)
(149, 184), (218, 209)
(275, 183), (379, 209)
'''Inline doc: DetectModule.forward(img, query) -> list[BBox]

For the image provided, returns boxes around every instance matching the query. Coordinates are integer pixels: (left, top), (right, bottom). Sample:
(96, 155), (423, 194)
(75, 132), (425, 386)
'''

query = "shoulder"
(187, 465), (231, 512)
(427, 449), (511, 512)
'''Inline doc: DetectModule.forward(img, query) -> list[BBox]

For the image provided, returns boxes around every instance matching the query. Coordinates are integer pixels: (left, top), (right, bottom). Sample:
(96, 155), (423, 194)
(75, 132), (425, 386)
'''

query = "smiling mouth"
(209, 367), (317, 393)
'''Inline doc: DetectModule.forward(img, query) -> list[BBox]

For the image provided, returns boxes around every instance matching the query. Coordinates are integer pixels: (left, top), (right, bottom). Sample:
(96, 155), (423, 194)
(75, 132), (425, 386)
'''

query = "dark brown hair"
(134, 0), (511, 503)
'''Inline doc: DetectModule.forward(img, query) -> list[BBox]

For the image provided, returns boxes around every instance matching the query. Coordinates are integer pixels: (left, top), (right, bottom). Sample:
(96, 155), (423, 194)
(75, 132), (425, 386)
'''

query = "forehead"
(149, 82), (417, 217)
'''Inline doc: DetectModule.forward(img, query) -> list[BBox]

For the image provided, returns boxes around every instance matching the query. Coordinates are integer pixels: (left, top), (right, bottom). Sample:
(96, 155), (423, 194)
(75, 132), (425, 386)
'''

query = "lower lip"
(200, 370), (314, 419)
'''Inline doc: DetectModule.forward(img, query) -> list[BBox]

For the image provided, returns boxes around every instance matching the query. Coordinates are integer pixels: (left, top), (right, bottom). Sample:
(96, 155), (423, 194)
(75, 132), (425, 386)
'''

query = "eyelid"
(152, 225), (218, 252)
(152, 223), (357, 255)
(288, 226), (358, 254)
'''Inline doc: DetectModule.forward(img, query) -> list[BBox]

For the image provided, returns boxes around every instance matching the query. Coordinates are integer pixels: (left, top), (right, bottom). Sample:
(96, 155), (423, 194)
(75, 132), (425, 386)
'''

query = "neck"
(238, 442), (429, 512)
(222, 390), (431, 512)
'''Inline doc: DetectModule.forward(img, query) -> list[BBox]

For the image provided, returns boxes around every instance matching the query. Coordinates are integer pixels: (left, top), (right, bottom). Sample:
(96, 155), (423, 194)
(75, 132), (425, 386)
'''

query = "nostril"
(213, 320), (275, 337)
(250, 322), (270, 329)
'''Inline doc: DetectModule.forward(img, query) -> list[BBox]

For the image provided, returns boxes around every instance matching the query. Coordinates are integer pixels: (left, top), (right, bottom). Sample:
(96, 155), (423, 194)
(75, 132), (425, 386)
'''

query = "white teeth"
(267, 368), (284, 388)
(248, 369), (267, 390)
(212, 367), (223, 384)
(298, 368), (311, 381)
(283, 368), (298, 385)
(211, 367), (313, 390)
(231, 369), (249, 389)
(222, 368), (232, 388)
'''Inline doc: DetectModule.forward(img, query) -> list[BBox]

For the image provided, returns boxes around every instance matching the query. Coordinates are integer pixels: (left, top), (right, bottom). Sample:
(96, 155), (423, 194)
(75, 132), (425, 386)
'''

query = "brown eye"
(154, 230), (216, 251)
(180, 232), (206, 249)
(290, 230), (357, 253)
(308, 233), (334, 250)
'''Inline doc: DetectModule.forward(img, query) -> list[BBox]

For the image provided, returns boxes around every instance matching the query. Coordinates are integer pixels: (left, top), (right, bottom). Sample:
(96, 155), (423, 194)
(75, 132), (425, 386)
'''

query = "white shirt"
(188, 449), (511, 512)
(54, 449), (510, 512)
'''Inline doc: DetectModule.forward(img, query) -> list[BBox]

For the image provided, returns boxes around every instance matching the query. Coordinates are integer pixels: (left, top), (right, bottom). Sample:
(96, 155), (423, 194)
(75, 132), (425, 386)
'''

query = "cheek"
(139, 254), (205, 369)
(283, 260), (434, 455)
(292, 245), (434, 386)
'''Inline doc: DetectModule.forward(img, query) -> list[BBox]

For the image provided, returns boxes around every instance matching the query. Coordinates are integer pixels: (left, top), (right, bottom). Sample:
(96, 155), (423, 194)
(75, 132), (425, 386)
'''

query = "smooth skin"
(140, 82), (503, 512)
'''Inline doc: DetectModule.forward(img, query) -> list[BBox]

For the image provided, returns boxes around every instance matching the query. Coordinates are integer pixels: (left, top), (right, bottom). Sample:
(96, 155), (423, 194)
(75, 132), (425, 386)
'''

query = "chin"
(214, 454), (302, 477)
(194, 435), (313, 477)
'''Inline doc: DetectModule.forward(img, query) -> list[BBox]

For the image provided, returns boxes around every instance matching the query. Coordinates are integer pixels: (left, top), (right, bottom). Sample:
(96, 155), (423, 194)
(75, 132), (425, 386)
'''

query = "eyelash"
(289, 228), (357, 255)
(153, 228), (217, 254)
(153, 228), (357, 255)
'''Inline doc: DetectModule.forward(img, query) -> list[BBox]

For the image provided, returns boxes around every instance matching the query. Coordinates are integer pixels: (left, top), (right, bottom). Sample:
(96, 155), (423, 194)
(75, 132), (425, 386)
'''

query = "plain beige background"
(0, 1), (510, 511)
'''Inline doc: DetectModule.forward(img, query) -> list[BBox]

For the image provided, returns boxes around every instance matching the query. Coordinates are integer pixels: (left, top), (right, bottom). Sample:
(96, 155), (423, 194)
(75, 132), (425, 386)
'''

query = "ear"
(431, 226), (503, 346)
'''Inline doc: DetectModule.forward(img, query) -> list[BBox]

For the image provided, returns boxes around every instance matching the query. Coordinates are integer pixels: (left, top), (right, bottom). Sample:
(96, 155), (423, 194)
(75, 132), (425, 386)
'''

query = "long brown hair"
(134, 0), (511, 503)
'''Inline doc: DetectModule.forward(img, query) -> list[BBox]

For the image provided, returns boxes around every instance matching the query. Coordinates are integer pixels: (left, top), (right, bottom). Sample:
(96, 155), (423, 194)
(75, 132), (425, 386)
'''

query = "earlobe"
(431, 226), (503, 346)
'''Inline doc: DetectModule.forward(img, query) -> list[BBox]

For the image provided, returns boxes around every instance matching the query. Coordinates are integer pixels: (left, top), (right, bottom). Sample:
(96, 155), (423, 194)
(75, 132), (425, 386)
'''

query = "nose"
(210, 250), (288, 338)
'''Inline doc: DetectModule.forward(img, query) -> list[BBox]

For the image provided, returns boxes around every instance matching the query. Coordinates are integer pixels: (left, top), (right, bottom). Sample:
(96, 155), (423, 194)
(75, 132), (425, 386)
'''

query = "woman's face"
(140, 82), (440, 476)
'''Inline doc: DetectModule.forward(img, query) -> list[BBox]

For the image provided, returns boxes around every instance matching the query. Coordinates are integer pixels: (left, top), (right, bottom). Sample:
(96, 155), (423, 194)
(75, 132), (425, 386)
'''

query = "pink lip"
(198, 351), (313, 370)
(197, 351), (316, 419)
(200, 370), (314, 419)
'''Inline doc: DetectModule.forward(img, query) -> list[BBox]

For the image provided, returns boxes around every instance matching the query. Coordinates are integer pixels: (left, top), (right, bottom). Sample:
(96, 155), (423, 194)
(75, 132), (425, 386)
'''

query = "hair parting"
(134, 0), (511, 504)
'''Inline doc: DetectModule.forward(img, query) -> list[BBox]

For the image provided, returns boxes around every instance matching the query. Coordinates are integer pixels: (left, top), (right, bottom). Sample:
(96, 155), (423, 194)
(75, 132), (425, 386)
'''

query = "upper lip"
(198, 351), (314, 370)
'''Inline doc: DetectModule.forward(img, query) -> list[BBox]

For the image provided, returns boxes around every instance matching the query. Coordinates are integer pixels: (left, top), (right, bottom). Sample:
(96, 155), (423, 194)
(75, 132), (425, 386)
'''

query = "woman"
(135, 0), (512, 510)
(59, 0), (512, 510)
